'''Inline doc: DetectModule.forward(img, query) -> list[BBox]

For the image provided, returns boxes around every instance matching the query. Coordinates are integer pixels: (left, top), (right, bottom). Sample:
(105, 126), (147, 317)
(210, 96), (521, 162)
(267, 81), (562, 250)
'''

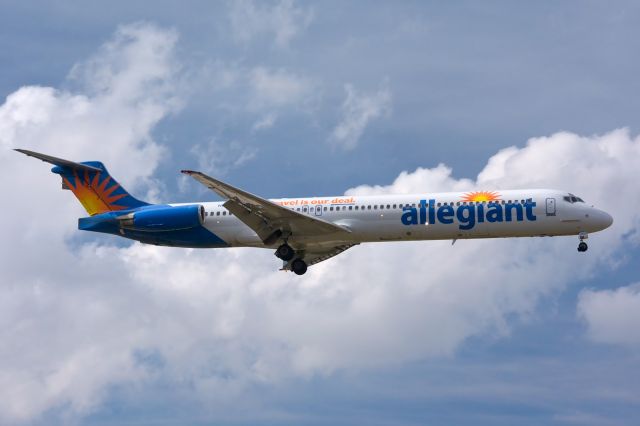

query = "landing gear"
(275, 243), (295, 261)
(274, 241), (307, 275)
(291, 258), (308, 275)
(577, 232), (588, 252)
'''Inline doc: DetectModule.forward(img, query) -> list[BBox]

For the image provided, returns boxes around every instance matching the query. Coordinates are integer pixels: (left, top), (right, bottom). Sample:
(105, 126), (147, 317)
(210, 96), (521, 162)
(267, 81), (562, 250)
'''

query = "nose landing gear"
(577, 232), (588, 252)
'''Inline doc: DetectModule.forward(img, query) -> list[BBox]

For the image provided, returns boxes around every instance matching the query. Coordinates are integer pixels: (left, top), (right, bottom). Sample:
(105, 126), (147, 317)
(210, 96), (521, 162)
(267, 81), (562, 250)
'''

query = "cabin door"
(545, 198), (556, 216)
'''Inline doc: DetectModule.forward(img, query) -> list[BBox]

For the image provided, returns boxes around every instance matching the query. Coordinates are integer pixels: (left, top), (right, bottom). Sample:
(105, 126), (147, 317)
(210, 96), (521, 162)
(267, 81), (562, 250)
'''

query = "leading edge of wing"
(181, 169), (351, 237)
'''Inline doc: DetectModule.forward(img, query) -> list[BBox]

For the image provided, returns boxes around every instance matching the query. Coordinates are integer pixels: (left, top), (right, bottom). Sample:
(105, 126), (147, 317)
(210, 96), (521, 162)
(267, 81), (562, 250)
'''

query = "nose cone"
(590, 209), (614, 232)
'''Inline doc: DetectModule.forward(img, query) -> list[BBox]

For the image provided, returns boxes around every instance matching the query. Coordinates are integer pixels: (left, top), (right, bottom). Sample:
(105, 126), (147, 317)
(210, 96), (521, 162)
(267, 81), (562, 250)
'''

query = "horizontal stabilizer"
(14, 149), (102, 173)
(15, 148), (149, 215)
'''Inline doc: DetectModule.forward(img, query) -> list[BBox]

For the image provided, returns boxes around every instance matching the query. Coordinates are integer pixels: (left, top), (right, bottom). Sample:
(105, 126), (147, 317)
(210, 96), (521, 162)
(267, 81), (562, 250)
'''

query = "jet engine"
(118, 205), (205, 232)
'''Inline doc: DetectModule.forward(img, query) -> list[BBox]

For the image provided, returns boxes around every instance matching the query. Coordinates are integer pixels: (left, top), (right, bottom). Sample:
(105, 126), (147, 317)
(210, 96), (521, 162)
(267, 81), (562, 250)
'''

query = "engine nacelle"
(119, 205), (204, 232)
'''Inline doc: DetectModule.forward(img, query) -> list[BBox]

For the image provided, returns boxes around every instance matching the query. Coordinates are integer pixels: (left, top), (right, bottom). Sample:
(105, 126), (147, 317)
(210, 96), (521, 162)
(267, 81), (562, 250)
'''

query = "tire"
(291, 259), (308, 275)
(276, 244), (295, 261)
(578, 242), (588, 252)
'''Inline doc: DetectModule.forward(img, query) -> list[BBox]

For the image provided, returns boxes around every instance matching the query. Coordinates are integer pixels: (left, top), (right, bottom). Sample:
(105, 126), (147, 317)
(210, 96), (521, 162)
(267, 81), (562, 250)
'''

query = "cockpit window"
(563, 193), (585, 203)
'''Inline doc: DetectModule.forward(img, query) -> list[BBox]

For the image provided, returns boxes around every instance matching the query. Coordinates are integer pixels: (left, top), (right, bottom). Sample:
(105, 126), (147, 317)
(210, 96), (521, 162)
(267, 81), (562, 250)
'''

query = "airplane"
(15, 149), (613, 275)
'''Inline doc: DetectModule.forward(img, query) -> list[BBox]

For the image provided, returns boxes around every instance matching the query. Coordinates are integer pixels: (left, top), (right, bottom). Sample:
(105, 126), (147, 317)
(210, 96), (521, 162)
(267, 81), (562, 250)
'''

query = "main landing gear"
(578, 232), (588, 252)
(275, 243), (295, 261)
(275, 243), (308, 275)
(291, 258), (308, 275)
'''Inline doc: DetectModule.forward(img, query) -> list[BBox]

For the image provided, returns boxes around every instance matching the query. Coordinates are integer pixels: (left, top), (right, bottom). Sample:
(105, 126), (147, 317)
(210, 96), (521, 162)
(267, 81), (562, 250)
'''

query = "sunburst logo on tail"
(460, 191), (501, 202)
(63, 169), (129, 216)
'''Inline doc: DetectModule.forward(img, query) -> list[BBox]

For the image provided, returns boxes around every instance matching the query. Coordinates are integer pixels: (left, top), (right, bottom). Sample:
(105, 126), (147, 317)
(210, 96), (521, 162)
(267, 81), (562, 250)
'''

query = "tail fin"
(15, 149), (149, 216)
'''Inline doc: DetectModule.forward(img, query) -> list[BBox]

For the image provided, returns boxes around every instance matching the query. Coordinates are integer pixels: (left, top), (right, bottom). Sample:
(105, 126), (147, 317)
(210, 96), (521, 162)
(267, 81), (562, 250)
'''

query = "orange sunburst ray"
(102, 182), (121, 197)
(98, 175), (111, 192)
(106, 193), (127, 203)
(91, 171), (101, 187)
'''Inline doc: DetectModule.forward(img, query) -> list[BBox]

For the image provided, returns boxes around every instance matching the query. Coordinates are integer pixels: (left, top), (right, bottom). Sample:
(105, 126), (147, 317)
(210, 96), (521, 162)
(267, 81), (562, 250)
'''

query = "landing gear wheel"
(291, 258), (308, 275)
(578, 241), (588, 252)
(275, 244), (295, 261)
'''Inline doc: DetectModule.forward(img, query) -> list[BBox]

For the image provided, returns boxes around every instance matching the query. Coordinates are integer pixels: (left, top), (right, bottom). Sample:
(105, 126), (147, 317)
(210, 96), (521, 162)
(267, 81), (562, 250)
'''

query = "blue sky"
(1, 1), (640, 425)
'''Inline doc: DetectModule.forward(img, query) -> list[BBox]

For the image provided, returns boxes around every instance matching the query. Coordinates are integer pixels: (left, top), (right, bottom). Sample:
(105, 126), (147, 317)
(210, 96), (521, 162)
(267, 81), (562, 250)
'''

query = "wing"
(282, 243), (358, 270)
(181, 170), (351, 244)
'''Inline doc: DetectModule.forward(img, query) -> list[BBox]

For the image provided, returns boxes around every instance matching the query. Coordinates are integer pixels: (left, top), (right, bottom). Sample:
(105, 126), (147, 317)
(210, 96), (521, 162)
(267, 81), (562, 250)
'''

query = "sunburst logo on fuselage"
(461, 191), (501, 202)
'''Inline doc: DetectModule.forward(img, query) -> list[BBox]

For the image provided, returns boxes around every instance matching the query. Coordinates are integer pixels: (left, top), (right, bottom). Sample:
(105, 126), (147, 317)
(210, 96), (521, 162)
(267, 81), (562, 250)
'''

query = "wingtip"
(181, 169), (196, 175)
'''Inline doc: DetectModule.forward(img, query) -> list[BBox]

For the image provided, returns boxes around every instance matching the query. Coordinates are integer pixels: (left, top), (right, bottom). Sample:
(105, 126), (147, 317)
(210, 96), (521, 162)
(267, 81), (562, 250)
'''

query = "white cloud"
(252, 113), (277, 131)
(0, 22), (181, 202)
(228, 0), (313, 48)
(190, 138), (258, 176)
(578, 284), (640, 346)
(188, 62), (316, 122)
(0, 22), (183, 421)
(248, 66), (315, 109)
(330, 83), (392, 150)
(346, 163), (474, 196)
(2, 21), (640, 423)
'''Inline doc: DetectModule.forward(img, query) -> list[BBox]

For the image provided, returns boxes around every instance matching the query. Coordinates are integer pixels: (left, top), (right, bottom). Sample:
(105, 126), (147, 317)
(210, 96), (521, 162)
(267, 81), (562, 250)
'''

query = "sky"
(1, 1), (640, 425)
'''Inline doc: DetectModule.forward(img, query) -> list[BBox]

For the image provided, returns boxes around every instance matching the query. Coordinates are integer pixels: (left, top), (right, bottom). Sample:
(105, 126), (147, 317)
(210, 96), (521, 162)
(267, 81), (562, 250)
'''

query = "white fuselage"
(187, 189), (613, 250)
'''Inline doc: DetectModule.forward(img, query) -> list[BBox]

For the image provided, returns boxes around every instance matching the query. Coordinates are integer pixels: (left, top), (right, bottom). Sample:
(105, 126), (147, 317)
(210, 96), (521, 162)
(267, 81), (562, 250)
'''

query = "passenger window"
(216, 212), (220, 216)
(330, 207), (334, 211)
(323, 207), (327, 211)
(348, 206), (353, 211)
(223, 211), (227, 216)
(437, 203), (441, 207)
(367, 205), (371, 210)
(303, 207), (308, 212)
(393, 204), (397, 209)
(374, 205), (378, 210)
